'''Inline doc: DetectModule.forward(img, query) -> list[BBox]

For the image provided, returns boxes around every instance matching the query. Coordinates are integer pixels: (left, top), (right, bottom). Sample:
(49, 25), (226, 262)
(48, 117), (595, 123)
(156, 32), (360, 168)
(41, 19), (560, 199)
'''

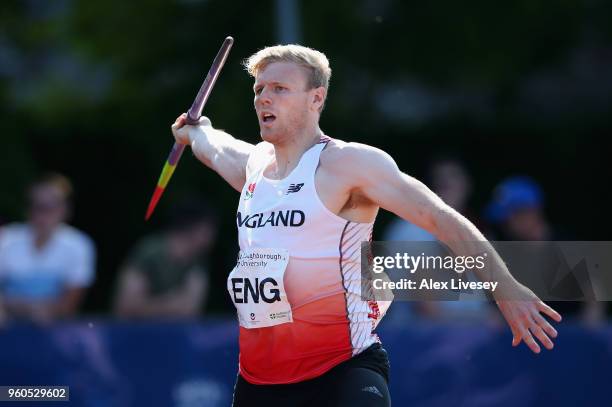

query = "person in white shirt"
(0, 173), (95, 323)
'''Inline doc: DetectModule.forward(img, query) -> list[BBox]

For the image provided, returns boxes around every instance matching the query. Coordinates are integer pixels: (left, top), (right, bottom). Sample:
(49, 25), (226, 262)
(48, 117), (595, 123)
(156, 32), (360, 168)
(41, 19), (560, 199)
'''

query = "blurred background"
(0, 0), (611, 406)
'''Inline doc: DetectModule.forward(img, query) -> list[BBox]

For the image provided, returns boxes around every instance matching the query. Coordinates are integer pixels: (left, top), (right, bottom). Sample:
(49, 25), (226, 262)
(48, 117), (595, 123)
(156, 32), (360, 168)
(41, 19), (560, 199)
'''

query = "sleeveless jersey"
(232, 136), (389, 385)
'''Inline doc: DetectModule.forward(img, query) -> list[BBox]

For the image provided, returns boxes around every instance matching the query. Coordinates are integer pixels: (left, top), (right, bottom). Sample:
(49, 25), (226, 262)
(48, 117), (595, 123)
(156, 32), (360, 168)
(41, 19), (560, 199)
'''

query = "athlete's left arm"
(340, 143), (562, 354)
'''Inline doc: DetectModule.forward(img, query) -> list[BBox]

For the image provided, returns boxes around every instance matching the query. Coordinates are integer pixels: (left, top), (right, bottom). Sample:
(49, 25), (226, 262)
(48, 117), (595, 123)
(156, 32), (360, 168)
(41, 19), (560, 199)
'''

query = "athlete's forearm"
(189, 127), (254, 191)
(433, 208), (522, 294)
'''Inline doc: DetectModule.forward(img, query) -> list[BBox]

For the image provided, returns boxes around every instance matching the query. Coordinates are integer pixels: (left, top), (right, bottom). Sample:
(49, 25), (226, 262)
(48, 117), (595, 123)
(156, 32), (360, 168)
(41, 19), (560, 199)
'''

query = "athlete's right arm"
(171, 113), (255, 192)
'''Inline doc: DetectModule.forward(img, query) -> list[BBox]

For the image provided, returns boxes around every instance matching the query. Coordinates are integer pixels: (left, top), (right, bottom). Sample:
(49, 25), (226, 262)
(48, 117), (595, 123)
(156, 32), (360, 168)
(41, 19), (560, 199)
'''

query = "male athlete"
(171, 45), (562, 406)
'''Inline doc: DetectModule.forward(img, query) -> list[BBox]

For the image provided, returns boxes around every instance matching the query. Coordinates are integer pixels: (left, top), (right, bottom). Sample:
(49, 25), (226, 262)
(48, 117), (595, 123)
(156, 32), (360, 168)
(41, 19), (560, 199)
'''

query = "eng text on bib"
(227, 248), (293, 328)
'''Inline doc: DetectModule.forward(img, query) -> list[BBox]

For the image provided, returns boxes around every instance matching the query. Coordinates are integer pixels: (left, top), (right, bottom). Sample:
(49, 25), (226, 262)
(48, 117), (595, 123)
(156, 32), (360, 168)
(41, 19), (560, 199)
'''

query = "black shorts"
(232, 343), (391, 407)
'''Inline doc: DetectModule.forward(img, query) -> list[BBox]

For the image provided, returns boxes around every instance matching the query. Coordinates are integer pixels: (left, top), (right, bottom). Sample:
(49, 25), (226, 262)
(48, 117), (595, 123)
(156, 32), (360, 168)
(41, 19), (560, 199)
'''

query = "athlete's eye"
(254, 87), (263, 95)
(274, 86), (286, 92)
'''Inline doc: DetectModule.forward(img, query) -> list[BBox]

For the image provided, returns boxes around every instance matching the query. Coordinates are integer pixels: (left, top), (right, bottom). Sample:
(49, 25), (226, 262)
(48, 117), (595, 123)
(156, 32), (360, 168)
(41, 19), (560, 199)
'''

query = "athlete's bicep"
(353, 147), (447, 235)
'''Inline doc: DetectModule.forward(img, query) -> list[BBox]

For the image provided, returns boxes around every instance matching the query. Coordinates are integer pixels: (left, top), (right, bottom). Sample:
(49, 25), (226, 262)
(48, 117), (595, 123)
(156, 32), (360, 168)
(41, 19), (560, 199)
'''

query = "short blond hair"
(244, 44), (332, 93)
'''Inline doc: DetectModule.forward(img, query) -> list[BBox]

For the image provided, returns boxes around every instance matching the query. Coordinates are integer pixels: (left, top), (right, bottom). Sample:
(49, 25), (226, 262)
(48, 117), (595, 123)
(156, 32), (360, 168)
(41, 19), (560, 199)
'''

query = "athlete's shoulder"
(246, 141), (274, 176)
(255, 141), (275, 154)
(250, 141), (274, 158)
(321, 139), (396, 173)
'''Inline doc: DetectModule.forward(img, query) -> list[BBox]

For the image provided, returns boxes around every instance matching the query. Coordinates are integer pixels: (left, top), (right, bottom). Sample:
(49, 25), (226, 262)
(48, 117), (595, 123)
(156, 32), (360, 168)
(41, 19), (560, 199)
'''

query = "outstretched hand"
(495, 289), (562, 353)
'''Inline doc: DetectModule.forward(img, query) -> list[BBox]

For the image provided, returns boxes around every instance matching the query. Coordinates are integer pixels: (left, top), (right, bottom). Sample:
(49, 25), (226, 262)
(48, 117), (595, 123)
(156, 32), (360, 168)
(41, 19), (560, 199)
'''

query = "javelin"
(145, 36), (234, 221)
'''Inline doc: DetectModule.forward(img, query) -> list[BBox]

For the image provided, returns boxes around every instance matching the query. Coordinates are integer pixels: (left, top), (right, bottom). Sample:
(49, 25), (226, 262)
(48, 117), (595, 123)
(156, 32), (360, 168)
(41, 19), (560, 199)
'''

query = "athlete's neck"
(270, 125), (323, 179)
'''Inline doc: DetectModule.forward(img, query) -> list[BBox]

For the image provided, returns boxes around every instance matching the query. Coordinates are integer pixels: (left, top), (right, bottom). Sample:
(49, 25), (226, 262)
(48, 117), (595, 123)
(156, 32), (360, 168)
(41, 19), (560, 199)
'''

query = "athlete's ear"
(311, 87), (326, 112)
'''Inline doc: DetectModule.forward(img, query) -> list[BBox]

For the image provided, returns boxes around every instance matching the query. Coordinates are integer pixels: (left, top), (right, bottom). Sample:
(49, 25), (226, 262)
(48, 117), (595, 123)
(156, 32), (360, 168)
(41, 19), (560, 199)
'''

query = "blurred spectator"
(113, 198), (217, 319)
(485, 176), (603, 322)
(1, 218), (8, 325)
(0, 173), (96, 324)
(384, 156), (493, 323)
(484, 176), (549, 240)
(0, 216), (5, 325)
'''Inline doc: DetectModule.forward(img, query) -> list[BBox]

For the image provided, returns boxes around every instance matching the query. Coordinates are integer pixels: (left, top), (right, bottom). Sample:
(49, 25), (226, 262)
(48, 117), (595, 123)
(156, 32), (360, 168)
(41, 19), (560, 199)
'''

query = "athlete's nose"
(255, 87), (273, 108)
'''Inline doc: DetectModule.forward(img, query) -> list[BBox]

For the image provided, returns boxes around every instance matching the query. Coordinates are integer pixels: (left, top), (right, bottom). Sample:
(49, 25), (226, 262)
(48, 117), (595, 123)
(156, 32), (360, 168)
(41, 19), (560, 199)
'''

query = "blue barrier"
(378, 320), (612, 406)
(0, 319), (610, 406)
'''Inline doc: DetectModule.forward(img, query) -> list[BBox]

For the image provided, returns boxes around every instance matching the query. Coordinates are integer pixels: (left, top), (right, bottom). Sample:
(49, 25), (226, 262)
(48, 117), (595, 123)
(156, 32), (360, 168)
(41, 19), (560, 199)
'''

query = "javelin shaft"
(186, 36), (234, 124)
(145, 36), (234, 221)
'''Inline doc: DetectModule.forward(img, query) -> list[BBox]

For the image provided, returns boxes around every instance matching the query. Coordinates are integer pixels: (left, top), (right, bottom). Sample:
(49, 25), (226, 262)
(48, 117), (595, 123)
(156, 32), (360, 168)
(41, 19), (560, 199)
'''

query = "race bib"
(227, 248), (293, 328)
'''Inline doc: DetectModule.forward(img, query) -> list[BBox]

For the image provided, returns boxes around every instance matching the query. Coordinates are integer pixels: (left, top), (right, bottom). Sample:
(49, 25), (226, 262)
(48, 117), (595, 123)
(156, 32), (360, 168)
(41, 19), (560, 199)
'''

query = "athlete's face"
(253, 62), (321, 143)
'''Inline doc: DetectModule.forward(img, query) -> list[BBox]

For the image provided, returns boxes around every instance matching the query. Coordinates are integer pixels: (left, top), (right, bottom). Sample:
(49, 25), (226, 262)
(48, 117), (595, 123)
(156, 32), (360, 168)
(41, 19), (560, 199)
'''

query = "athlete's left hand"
(494, 284), (562, 353)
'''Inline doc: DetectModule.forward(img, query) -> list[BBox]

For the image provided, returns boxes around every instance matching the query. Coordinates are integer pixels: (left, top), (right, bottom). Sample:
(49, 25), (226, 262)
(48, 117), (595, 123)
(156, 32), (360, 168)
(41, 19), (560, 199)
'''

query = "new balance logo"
(286, 183), (304, 194)
(361, 386), (384, 398)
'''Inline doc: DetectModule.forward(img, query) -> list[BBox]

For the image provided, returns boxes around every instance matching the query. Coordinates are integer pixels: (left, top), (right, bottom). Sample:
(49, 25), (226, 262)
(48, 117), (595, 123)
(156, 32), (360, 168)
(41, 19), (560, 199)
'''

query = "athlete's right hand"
(171, 113), (213, 145)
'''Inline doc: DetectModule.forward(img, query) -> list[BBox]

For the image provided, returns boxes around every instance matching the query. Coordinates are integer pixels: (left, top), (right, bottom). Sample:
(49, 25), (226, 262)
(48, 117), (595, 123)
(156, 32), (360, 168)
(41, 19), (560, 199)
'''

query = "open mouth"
(262, 112), (276, 123)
